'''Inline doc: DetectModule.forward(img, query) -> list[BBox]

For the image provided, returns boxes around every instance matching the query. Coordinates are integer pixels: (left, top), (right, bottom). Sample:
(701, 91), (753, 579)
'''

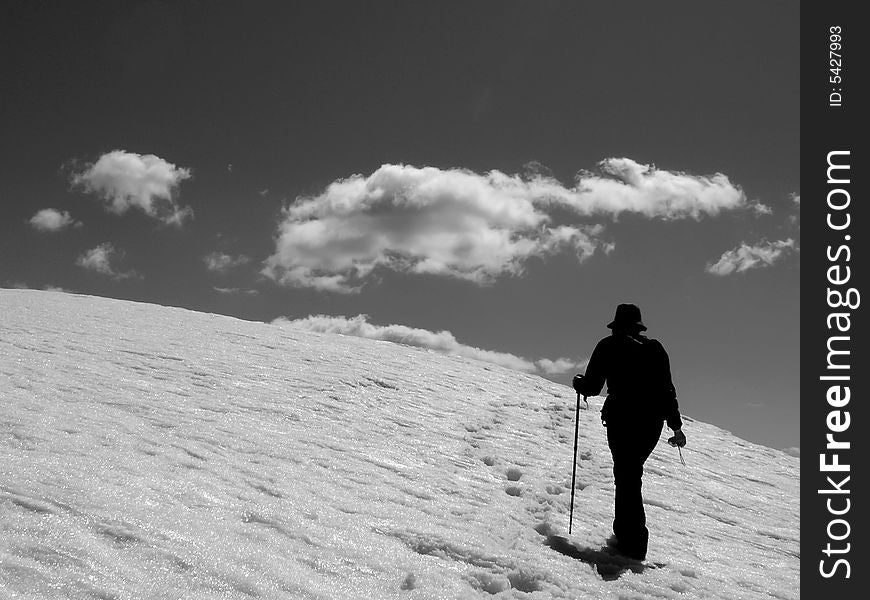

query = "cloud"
(537, 357), (587, 375)
(28, 208), (81, 232)
(543, 158), (761, 219)
(787, 193), (801, 227)
(75, 243), (137, 280)
(264, 160), (752, 292)
(214, 287), (259, 296)
(782, 447), (800, 458)
(275, 314), (583, 375)
(6, 282), (74, 293)
(204, 252), (251, 273)
(706, 239), (797, 276)
(70, 150), (192, 225)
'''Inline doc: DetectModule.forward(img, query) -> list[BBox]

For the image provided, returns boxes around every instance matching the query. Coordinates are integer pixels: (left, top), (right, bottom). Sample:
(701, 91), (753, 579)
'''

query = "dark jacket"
(577, 332), (683, 431)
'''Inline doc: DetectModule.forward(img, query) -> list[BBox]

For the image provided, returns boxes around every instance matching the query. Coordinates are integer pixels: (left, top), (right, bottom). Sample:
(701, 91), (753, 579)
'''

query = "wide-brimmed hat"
(607, 303), (647, 331)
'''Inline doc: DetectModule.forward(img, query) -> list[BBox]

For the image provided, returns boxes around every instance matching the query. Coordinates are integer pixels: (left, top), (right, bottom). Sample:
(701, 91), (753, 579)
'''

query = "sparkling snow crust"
(1, 290), (798, 599)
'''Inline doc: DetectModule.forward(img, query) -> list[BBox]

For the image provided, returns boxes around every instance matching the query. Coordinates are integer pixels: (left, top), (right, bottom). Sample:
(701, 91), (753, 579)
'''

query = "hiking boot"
(616, 543), (646, 561)
(607, 534), (646, 561)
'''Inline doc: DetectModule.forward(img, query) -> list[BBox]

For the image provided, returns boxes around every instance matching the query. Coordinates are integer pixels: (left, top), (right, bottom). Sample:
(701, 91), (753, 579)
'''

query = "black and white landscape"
(1, 3), (800, 598)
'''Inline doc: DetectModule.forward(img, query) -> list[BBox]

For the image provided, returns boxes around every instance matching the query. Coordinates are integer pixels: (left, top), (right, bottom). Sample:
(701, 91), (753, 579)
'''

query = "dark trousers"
(606, 419), (663, 558)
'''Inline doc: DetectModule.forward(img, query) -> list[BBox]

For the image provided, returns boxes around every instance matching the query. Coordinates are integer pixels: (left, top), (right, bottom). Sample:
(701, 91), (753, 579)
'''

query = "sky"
(1, 290), (800, 598)
(0, 1), (800, 449)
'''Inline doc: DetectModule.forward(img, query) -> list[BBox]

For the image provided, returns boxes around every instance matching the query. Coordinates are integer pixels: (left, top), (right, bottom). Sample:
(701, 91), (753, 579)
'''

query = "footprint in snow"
(400, 573), (417, 590)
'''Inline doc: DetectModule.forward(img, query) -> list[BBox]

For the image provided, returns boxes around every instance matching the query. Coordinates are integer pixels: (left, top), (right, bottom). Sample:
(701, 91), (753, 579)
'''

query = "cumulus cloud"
(29, 208), (81, 232)
(537, 357), (587, 375)
(204, 252), (251, 273)
(75, 243), (137, 280)
(275, 314), (583, 374)
(264, 160), (752, 293)
(706, 239), (797, 276)
(542, 157), (760, 219)
(70, 150), (192, 225)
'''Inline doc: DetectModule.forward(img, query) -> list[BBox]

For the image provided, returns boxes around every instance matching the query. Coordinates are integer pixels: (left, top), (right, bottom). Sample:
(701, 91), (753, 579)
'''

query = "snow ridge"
(0, 290), (798, 599)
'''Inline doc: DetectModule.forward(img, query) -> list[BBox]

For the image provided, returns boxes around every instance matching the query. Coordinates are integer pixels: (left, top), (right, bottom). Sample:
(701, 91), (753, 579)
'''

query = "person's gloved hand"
(668, 429), (687, 448)
(572, 373), (585, 394)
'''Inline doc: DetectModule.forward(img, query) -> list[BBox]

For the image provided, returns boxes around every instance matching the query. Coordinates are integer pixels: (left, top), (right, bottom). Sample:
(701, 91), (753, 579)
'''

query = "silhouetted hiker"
(573, 303), (686, 561)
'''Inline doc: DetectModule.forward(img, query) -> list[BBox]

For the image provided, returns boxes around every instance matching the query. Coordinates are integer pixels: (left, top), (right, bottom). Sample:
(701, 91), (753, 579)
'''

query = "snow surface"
(0, 290), (799, 599)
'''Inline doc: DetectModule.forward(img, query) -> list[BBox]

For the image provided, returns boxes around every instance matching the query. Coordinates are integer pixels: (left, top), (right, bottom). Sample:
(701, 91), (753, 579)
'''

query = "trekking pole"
(568, 391), (585, 535)
(667, 431), (687, 466)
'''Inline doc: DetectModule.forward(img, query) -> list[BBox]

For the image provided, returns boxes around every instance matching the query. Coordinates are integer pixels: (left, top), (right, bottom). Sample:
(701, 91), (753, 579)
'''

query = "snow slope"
(0, 290), (799, 599)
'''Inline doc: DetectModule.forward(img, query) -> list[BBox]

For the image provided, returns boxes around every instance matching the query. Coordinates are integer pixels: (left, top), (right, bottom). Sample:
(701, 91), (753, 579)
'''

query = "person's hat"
(607, 303), (647, 331)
